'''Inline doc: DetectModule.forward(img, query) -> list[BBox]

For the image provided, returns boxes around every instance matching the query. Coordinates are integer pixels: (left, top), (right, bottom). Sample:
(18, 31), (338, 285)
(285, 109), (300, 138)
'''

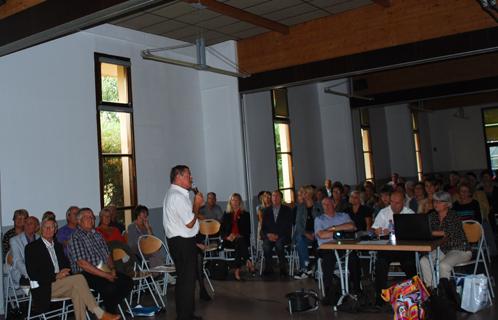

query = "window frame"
(411, 111), (423, 180)
(271, 88), (295, 204)
(481, 107), (498, 171)
(94, 53), (138, 217)
(359, 108), (375, 182)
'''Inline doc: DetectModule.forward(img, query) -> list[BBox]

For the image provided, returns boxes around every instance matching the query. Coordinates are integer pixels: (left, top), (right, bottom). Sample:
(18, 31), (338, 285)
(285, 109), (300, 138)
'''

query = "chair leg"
(203, 267), (214, 293)
(118, 304), (127, 319)
(145, 276), (164, 308)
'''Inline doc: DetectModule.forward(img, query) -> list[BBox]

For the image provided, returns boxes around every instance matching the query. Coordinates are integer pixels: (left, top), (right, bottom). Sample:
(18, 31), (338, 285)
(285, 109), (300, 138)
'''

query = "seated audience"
(373, 185), (392, 216)
(96, 208), (125, 243)
(293, 186), (321, 279)
(3, 209), (29, 260)
(315, 188), (326, 203)
(315, 197), (359, 304)
(127, 205), (164, 267)
(107, 205), (125, 234)
(421, 178), (439, 213)
(256, 190), (272, 242)
(323, 179), (333, 198)
(199, 192), (224, 221)
(444, 171), (460, 196)
(372, 191), (417, 306)
(56, 206), (79, 258)
(387, 173), (400, 187)
(363, 181), (378, 209)
(404, 181), (415, 206)
(332, 182), (350, 212)
(221, 193), (254, 280)
(420, 192), (471, 288)
(479, 170), (498, 234)
(42, 211), (56, 222)
(25, 219), (119, 320)
(10, 216), (39, 286)
(452, 182), (482, 222)
(409, 182), (427, 213)
(261, 190), (293, 276)
(345, 191), (373, 231)
(69, 208), (133, 314)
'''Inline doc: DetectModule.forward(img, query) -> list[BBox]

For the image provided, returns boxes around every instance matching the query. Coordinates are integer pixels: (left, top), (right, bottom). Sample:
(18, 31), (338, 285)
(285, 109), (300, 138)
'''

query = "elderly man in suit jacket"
(25, 219), (119, 320)
(9, 216), (39, 287)
(261, 190), (293, 276)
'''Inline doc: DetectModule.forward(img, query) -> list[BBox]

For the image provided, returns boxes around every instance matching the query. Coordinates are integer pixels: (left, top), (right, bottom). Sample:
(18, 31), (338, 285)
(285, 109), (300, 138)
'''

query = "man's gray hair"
(41, 217), (58, 230)
(66, 206), (79, 219)
(76, 207), (94, 221)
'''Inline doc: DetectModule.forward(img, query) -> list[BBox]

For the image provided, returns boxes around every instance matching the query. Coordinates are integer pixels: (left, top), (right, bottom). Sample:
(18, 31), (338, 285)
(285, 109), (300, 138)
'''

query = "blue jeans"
(296, 234), (314, 270)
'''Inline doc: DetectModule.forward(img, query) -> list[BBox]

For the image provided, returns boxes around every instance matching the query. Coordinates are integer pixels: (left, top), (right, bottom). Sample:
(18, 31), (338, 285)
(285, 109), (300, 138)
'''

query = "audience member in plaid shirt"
(68, 208), (133, 314)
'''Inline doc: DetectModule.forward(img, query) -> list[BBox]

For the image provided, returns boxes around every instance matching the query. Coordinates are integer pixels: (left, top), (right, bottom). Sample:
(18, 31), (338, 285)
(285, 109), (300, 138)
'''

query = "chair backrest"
(199, 219), (221, 236)
(462, 220), (482, 244)
(6, 250), (13, 266)
(138, 235), (163, 256)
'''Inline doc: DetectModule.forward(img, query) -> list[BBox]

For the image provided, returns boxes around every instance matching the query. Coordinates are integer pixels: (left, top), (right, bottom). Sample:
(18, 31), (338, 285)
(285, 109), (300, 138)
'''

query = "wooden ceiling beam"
(372, 0), (392, 8)
(183, 0), (289, 34)
(0, 0), (45, 20)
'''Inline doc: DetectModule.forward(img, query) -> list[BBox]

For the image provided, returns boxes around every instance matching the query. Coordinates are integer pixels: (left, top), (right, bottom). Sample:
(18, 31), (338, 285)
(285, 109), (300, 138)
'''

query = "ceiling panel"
(141, 19), (188, 35)
(245, 0), (303, 15)
(224, 0), (271, 9)
(281, 10), (330, 26)
(264, 3), (317, 21)
(196, 15), (239, 29)
(326, 0), (373, 14)
(232, 26), (267, 38)
(174, 9), (221, 24)
(219, 21), (258, 34)
(114, 13), (165, 30)
(148, 2), (195, 18)
(110, 0), (373, 45)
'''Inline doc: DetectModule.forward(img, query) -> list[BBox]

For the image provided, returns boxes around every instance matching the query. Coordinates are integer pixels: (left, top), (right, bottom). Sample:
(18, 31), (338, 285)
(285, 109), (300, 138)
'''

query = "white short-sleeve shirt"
(371, 206), (414, 229)
(163, 184), (199, 238)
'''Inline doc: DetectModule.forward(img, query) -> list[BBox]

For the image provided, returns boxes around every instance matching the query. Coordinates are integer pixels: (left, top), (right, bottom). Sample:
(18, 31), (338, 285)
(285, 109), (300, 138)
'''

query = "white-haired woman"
(420, 191), (471, 288)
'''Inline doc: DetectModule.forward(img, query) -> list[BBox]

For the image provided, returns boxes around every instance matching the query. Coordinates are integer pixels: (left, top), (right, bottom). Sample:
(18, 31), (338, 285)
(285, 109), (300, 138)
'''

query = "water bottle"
(388, 219), (396, 244)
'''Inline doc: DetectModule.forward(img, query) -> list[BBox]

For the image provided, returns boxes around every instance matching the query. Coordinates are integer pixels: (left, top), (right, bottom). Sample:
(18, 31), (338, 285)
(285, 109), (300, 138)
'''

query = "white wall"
(0, 24), (244, 223)
(426, 105), (487, 172)
(384, 104), (417, 178)
(287, 83), (325, 187)
(317, 80), (358, 185)
(241, 91), (277, 199)
(199, 41), (246, 202)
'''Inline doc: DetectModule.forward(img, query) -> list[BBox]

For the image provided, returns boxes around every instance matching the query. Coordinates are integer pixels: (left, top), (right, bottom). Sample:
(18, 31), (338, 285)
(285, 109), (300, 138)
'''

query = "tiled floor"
(146, 261), (497, 320)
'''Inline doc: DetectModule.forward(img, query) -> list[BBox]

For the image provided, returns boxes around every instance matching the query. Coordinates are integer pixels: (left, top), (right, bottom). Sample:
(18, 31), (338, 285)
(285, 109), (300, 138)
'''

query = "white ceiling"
(112, 0), (373, 45)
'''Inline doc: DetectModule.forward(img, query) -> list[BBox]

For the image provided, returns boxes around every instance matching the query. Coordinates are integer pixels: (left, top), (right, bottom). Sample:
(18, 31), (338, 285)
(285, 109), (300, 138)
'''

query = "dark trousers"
(319, 249), (361, 294)
(263, 237), (287, 272)
(224, 236), (250, 268)
(168, 236), (197, 320)
(82, 271), (133, 314)
(374, 251), (417, 303)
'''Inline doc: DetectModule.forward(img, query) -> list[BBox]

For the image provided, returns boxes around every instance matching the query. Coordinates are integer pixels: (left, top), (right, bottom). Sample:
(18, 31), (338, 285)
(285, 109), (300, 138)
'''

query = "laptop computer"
(394, 214), (438, 241)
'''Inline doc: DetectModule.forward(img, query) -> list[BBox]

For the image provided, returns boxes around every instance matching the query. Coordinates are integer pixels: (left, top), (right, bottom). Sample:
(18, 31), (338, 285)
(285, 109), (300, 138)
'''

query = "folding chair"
(137, 235), (176, 297)
(453, 220), (495, 299)
(111, 247), (165, 309)
(26, 291), (74, 320)
(198, 219), (225, 292)
(4, 250), (30, 315)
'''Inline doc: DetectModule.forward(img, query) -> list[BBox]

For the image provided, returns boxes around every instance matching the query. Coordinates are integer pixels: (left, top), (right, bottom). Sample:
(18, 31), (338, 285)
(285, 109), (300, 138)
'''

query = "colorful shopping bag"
(381, 275), (430, 320)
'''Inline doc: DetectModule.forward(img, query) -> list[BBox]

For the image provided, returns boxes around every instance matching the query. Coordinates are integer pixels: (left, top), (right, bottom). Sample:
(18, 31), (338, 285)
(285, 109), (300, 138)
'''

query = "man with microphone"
(163, 165), (204, 320)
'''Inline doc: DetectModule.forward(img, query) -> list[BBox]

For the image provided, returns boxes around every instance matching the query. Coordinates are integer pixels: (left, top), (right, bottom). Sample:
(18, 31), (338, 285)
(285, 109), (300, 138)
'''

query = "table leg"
(335, 249), (350, 306)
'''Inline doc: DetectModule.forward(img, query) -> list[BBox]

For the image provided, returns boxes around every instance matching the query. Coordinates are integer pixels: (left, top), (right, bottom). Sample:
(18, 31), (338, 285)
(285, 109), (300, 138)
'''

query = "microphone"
(191, 183), (199, 194)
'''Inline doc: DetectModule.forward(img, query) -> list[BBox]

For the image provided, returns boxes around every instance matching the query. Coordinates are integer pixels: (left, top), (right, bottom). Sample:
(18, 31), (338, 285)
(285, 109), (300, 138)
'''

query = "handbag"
(286, 289), (319, 314)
